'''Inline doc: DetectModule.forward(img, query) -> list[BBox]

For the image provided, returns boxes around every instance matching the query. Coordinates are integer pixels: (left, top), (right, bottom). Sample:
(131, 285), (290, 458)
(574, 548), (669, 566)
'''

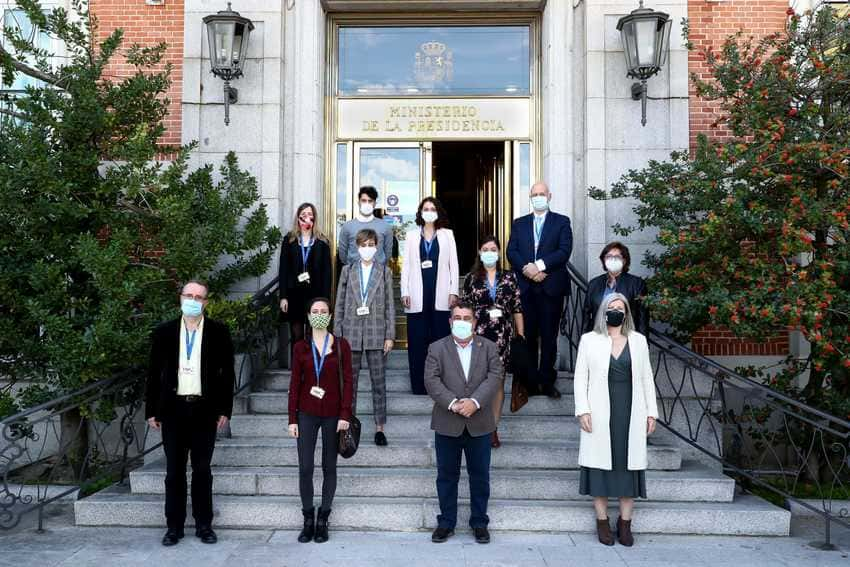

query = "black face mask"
(605, 309), (625, 327)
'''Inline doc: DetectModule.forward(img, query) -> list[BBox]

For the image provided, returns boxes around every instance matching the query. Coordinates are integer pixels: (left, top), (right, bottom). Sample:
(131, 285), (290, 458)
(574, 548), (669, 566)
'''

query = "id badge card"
(310, 386), (326, 399)
(297, 272), (311, 283)
(356, 306), (370, 316)
(488, 308), (503, 320)
(421, 260), (433, 269)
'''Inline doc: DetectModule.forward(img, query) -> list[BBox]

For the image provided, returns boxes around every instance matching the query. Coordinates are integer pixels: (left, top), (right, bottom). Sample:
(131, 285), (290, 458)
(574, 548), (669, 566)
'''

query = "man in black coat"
(145, 280), (235, 546)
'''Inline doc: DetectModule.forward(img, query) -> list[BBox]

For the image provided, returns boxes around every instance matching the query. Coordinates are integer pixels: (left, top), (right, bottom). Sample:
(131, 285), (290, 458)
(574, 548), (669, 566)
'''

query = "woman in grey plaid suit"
(334, 229), (396, 446)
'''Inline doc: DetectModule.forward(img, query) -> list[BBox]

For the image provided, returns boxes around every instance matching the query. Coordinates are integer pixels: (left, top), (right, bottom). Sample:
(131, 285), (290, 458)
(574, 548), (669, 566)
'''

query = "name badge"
(488, 308), (503, 320)
(297, 272), (311, 283)
(310, 386), (326, 399)
(356, 306), (370, 316)
(421, 260), (433, 269)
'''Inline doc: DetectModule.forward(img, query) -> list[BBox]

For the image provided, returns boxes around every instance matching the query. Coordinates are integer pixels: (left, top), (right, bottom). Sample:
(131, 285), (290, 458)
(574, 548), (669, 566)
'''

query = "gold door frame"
(323, 11), (543, 258)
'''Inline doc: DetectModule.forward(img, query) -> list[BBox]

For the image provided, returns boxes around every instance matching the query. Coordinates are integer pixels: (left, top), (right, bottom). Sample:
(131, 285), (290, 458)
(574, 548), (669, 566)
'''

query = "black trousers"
(161, 399), (218, 530)
(521, 289), (565, 386)
(297, 412), (339, 512)
(435, 429), (491, 529)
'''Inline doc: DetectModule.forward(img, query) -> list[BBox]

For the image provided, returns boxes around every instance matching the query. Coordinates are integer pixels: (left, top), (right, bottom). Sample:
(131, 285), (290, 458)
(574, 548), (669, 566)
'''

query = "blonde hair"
(287, 202), (328, 243)
(593, 292), (635, 336)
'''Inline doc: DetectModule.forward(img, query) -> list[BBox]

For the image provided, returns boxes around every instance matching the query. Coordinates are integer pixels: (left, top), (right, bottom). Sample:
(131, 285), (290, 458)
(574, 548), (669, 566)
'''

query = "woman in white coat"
(574, 292), (658, 547)
(400, 197), (459, 394)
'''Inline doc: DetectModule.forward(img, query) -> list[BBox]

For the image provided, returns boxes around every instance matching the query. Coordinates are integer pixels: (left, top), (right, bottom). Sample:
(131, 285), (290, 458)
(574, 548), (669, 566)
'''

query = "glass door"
(351, 142), (432, 270)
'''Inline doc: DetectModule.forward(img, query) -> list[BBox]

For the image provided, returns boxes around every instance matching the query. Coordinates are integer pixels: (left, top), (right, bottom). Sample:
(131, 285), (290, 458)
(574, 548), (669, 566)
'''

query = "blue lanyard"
(300, 237), (314, 270)
(359, 263), (372, 304)
(422, 230), (434, 260)
(184, 322), (198, 361)
(311, 333), (330, 383)
(486, 273), (499, 302)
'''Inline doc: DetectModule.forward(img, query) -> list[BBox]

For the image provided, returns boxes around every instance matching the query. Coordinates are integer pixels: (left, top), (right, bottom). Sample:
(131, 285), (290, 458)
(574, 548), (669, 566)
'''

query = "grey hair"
(593, 292), (635, 336)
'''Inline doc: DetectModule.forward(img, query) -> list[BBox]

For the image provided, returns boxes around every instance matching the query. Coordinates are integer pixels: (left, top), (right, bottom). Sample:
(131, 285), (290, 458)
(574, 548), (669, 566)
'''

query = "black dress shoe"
(374, 431), (388, 446)
(161, 528), (183, 546)
(431, 527), (454, 543)
(195, 525), (218, 544)
(473, 527), (491, 544)
(526, 384), (542, 397)
(541, 384), (561, 399)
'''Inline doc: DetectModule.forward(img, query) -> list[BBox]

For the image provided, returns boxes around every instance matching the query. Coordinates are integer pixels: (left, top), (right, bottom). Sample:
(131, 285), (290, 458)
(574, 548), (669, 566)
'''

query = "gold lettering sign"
(339, 98), (530, 140)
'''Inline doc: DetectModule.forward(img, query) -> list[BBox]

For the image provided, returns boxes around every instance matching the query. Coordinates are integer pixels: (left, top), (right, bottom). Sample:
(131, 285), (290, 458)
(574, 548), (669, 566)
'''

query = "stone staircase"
(75, 351), (791, 535)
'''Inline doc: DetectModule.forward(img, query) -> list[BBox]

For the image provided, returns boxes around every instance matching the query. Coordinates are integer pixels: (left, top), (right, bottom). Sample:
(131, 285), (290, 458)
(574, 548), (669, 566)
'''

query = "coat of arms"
(414, 41), (453, 87)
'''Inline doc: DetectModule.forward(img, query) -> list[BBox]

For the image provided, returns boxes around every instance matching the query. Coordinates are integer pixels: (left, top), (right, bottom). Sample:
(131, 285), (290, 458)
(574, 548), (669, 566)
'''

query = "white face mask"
(605, 258), (624, 274)
(359, 202), (374, 217)
(530, 195), (549, 212)
(358, 245), (377, 262)
(451, 320), (474, 340)
(421, 211), (438, 224)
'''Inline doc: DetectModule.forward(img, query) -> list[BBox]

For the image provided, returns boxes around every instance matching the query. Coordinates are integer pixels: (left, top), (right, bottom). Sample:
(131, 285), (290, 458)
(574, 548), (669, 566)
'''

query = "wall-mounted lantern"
(203, 3), (254, 126)
(617, 0), (672, 127)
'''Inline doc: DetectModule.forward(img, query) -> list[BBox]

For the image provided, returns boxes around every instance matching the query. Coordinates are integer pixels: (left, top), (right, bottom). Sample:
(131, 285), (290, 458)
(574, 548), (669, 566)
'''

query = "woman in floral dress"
(461, 235), (525, 448)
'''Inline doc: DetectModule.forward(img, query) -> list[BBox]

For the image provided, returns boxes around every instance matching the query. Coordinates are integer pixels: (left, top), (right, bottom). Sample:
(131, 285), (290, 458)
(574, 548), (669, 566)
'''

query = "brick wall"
(688, 0), (788, 148)
(688, 0), (790, 356)
(89, 0), (184, 146)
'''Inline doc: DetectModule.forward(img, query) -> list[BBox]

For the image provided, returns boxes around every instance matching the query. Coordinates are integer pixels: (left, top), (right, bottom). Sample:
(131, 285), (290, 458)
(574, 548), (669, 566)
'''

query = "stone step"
(75, 490), (790, 536)
(130, 461), (731, 502)
(206, 437), (682, 470)
(259, 370), (574, 393)
(229, 414), (581, 440)
(245, 391), (576, 416)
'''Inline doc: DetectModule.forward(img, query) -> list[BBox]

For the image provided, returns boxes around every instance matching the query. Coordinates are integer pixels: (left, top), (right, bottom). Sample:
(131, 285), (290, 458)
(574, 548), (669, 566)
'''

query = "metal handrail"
(562, 261), (850, 549)
(0, 279), (280, 531)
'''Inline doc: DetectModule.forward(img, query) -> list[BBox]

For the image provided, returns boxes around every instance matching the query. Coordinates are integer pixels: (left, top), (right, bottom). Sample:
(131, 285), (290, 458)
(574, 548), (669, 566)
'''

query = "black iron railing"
(0, 277), (280, 531)
(561, 262), (850, 549)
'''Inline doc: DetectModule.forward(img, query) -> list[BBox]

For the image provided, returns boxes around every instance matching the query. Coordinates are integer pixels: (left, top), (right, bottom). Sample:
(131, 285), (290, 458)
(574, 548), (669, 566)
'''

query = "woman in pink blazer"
(400, 197), (460, 394)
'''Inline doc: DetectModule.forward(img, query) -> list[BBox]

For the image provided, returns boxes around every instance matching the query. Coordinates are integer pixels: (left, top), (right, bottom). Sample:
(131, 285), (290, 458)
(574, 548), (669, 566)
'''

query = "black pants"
(161, 399), (218, 530)
(435, 429), (491, 529)
(521, 290), (565, 386)
(297, 412), (339, 512)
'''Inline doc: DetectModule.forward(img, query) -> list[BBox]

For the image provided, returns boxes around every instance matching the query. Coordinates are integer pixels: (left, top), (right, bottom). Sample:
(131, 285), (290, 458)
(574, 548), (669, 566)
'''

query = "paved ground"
(0, 504), (848, 567)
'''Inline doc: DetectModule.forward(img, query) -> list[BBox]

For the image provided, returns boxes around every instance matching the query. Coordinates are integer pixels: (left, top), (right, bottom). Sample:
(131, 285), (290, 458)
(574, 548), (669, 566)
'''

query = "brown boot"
(596, 518), (614, 546)
(617, 516), (634, 547)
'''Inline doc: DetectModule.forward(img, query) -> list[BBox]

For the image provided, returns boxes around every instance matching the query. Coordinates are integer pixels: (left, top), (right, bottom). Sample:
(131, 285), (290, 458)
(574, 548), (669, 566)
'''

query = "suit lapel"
(445, 338), (466, 387)
(352, 264), (363, 306)
(469, 339), (484, 384)
(365, 264), (382, 308)
(524, 215), (536, 259)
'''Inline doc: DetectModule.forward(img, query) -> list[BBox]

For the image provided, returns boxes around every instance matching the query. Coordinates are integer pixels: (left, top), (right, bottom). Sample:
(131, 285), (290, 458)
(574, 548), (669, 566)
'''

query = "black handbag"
(337, 340), (361, 458)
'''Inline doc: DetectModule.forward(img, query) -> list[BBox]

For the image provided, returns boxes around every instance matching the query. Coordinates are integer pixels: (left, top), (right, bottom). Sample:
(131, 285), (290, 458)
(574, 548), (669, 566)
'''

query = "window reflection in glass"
(339, 26), (530, 96)
(2, 10), (50, 91)
(335, 143), (349, 232)
(519, 142), (531, 193)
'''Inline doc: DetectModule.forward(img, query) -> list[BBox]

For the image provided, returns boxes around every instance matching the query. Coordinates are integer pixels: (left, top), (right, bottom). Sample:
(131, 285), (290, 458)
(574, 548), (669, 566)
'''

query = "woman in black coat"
(582, 242), (649, 336)
(279, 202), (332, 365)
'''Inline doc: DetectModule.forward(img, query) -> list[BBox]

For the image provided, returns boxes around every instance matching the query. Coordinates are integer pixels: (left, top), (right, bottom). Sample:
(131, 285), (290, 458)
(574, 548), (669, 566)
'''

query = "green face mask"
(308, 312), (331, 330)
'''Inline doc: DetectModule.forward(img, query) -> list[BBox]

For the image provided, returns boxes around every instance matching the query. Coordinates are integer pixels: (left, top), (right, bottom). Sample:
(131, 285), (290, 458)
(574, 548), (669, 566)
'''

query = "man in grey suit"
(424, 301), (503, 544)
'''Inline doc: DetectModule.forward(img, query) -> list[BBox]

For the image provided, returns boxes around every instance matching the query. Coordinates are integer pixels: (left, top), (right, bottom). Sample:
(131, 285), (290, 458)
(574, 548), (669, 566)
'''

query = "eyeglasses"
(181, 293), (207, 301)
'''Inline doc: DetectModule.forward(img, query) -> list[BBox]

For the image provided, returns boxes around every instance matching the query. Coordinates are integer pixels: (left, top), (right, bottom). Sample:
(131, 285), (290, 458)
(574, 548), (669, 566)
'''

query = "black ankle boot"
(298, 508), (315, 543)
(314, 508), (331, 543)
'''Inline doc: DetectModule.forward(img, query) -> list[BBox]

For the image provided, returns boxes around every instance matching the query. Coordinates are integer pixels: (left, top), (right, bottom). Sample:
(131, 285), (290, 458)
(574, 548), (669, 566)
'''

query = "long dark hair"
(470, 235), (501, 280)
(415, 197), (451, 230)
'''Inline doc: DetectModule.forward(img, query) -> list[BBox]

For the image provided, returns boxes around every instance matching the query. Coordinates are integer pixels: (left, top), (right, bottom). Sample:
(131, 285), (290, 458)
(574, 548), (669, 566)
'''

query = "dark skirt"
(579, 342), (647, 498)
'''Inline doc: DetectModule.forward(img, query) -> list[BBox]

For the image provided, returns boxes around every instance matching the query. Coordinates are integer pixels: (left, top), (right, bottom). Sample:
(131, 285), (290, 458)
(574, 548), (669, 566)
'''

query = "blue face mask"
(451, 320), (474, 340)
(531, 195), (549, 211)
(181, 298), (204, 317)
(479, 251), (499, 267)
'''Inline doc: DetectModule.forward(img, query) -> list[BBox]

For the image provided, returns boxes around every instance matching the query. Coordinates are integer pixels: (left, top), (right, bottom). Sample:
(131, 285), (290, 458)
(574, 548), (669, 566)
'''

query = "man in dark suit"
(424, 301), (502, 544)
(506, 181), (573, 399)
(145, 280), (235, 547)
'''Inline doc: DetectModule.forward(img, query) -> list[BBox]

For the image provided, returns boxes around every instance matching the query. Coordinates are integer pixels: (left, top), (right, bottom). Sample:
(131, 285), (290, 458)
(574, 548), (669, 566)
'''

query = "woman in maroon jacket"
(288, 297), (354, 544)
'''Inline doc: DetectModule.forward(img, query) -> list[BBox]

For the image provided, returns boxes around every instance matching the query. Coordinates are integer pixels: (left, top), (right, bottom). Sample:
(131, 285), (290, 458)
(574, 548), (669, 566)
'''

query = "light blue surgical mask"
(181, 298), (204, 317)
(451, 320), (474, 340)
(531, 195), (549, 212)
(479, 251), (499, 267)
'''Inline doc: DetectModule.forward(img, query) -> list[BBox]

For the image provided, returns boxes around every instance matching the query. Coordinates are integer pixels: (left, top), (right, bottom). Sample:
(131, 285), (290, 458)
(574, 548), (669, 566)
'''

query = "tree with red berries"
(590, 6), (850, 417)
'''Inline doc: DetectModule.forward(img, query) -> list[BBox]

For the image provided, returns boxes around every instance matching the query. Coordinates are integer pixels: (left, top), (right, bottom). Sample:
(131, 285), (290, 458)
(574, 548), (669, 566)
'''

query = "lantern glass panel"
(620, 21), (638, 72)
(213, 21), (235, 69)
(658, 18), (671, 67)
(635, 18), (656, 67)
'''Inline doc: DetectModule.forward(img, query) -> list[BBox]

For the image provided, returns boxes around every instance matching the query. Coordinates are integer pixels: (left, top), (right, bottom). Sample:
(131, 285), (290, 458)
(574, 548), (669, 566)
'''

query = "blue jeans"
(435, 429), (491, 529)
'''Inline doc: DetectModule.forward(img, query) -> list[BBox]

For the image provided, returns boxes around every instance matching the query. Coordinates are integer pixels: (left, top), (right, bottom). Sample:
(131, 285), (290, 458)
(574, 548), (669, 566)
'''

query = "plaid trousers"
(350, 349), (387, 425)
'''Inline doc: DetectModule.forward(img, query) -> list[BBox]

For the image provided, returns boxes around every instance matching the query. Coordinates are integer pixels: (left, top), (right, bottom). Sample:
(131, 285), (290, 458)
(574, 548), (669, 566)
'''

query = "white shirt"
(359, 261), (374, 304)
(177, 317), (204, 396)
(448, 338), (480, 411)
(533, 210), (548, 272)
